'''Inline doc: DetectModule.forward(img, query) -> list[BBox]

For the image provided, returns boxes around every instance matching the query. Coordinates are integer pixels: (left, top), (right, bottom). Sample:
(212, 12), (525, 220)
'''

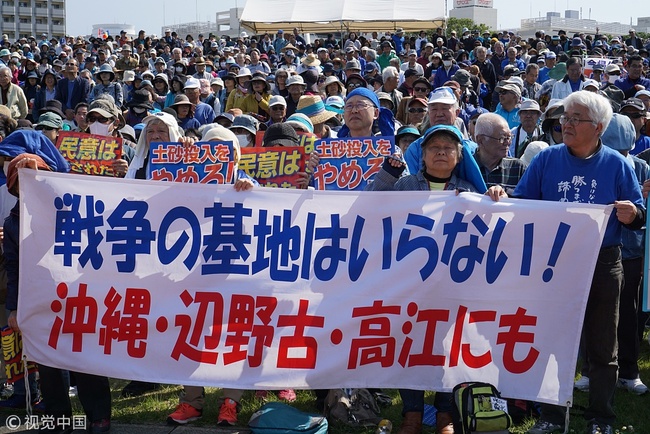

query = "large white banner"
(18, 170), (611, 406)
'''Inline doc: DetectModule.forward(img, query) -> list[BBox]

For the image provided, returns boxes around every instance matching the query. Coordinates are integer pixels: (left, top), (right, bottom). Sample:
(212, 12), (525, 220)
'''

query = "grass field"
(79, 339), (650, 434)
(2, 339), (648, 433)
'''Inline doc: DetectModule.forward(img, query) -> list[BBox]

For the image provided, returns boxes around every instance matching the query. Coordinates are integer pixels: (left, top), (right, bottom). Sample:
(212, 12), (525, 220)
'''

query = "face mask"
(133, 107), (146, 114)
(220, 62), (226, 68)
(235, 134), (250, 147)
(175, 66), (183, 72)
(608, 75), (618, 84)
(443, 60), (452, 67)
(206, 66), (212, 73)
(89, 121), (113, 136)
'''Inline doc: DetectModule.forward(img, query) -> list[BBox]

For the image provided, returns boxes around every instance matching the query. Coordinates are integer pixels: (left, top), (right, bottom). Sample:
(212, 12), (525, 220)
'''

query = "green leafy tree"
(444, 17), (491, 38)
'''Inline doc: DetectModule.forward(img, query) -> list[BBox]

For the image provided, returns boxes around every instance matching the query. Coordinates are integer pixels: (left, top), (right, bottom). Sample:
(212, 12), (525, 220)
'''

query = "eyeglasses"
(559, 115), (594, 126)
(347, 82), (363, 89)
(482, 134), (512, 144)
(87, 116), (112, 124)
(408, 107), (427, 113)
(414, 86), (430, 92)
(622, 112), (646, 119)
(343, 102), (373, 112)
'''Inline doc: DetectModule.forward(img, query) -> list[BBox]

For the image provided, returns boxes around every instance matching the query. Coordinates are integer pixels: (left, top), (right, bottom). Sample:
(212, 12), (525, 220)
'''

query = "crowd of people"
(0, 23), (648, 434)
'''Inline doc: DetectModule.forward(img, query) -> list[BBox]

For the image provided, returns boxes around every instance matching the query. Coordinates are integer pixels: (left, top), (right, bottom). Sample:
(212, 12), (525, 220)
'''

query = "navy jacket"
(55, 75), (90, 112)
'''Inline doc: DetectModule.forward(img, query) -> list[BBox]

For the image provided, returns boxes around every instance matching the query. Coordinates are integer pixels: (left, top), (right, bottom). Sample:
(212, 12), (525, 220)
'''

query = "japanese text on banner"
(55, 132), (122, 177)
(18, 171), (611, 406)
(313, 136), (394, 190)
(148, 140), (235, 184)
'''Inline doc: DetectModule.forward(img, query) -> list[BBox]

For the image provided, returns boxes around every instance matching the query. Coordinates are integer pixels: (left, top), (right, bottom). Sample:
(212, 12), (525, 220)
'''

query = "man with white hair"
(376, 66), (402, 115)
(473, 113), (526, 194)
(166, 47), (183, 69)
(487, 91), (645, 434)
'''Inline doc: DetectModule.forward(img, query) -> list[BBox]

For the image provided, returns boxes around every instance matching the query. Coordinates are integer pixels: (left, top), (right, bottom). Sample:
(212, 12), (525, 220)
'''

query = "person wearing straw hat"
(296, 94), (338, 138)
(239, 72), (272, 122)
(225, 67), (252, 112)
(300, 53), (321, 71)
(89, 63), (123, 108)
(191, 57), (211, 81)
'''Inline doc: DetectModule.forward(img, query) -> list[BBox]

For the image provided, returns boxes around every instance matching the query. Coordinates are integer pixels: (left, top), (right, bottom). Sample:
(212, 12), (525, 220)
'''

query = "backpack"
(248, 402), (328, 434)
(451, 382), (512, 434)
(324, 388), (383, 427)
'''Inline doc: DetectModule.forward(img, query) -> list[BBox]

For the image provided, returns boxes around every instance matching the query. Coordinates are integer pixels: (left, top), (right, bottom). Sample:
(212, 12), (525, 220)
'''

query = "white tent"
(240, 0), (446, 34)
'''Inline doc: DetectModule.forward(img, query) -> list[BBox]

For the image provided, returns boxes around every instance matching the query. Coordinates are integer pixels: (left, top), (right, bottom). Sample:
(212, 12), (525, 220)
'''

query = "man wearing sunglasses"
(265, 95), (287, 127)
(619, 98), (650, 156)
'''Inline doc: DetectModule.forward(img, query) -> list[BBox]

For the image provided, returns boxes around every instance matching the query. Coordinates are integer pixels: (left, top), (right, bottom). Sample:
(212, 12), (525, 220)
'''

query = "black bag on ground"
(324, 388), (382, 427)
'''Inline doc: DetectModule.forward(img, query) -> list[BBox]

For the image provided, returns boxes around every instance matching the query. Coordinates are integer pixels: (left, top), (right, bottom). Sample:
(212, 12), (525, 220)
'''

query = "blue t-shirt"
(512, 144), (644, 248)
(568, 78), (582, 92)
(630, 134), (650, 155)
(194, 102), (216, 125)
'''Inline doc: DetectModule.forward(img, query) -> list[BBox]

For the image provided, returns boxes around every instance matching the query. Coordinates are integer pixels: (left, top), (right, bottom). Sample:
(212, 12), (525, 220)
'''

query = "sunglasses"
(408, 107), (427, 113)
(414, 87), (430, 92)
(87, 116), (111, 124)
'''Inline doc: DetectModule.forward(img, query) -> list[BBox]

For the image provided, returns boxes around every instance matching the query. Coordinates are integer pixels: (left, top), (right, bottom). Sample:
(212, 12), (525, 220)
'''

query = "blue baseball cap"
(421, 124), (463, 146)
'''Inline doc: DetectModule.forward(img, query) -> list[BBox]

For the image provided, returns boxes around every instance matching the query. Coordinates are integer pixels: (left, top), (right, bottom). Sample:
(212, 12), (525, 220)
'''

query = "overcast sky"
(65, 0), (644, 37)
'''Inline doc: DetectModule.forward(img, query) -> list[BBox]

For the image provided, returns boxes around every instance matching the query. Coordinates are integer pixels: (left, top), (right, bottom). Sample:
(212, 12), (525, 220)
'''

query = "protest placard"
(148, 141), (235, 184)
(55, 132), (122, 177)
(313, 136), (394, 190)
(240, 146), (306, 188)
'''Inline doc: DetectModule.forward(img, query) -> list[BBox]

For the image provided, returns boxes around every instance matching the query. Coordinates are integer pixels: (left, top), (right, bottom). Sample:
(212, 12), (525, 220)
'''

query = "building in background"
(636, 17), (650, 33)
(216, 7), (244, 38)
(162, 22), (214, 40)
(0, 0), (66, 40)
(449, 0), (497, 31)
(519, 11), (633, 39)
